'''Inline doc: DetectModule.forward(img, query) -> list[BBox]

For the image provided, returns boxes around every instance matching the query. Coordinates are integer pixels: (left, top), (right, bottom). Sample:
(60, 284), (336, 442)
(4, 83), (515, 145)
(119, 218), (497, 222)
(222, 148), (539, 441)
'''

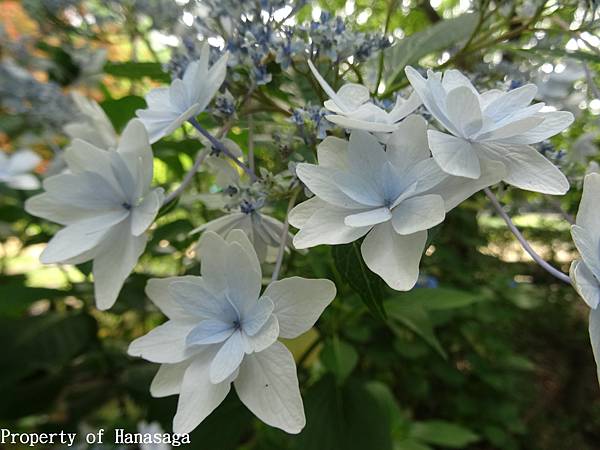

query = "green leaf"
(397, 287), (482, 311)
(332, 242), (387, 320)
(294, 376), (393, 450)
(104, 61), (170, 82)
(385, 301), (447, 359)
(410, 421), (479, 448)
(320, 337), (359, 383)
(101, 95), (146, 132)
(0, 312), (98, 383)
(383, 13), (479, 88)
(0, 283), (70, 317)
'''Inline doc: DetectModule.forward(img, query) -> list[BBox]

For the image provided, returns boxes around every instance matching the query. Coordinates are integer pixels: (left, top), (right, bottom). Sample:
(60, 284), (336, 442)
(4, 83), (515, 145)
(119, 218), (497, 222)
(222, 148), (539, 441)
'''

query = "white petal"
(210, 331), (246, 383)
(65, 139), (115, 185)
(572, 225), (600, 281)
(308, 60), (349, 112)
(224, 241), (262, 317)
(334, 171), (383, 207)
(263, 277), (336, 339)
(345, 207), (391, 227)
(169, 278), (236, 321)
(145, 276), (199, 320)
(288, 197), (325, 229)
(445, 86), (482, 137)
(499, 111), (574, 144)
(92, 220), (147, 310)
(43, 172), (124, 210)
(483, 84), (538, 121)
(347, 130), (389, 179)
(6, 174), (40, 190)
(295, 164), (364, 209)
(570, 260), (600, 309)
(173, 349), (231, 434)
(292, 205), (371, 249)
(427, 130), (481, 179)
(386, 115), (430, 167)
(475, 116), (543, 141)
(186, 319), (235, 346)
(225, 228), (262, 278)
(6, 149), (41, 174)
(361, 222), (427, 291)
(589, 308), (600, 385)
(131, 188), (163, 236)
(317, 136), (349, 169)
(427, 159), (506, 211)
(477, 142), (569, 195)
(128, 320), (197, 363)
(150, 360), (192, 397)
(25, 193), (97, 225)
(40, 210), (128, 264)
(326, 114), (397, 133)
(191, 212), (244, 236)
(576, 173), (600, 231)
(337, 83), (370, 108)
(242, 297), (274, 336)
(242, 314), (279, 353)
(197, 232), (229, 294)
(441, 69), (478, 94)
(387, 91), (422, 123)
(234, 341), (305, 434)
(196, 51), (229, 112)
(391, 195), (445, 235)
(117, 119), (154, 195)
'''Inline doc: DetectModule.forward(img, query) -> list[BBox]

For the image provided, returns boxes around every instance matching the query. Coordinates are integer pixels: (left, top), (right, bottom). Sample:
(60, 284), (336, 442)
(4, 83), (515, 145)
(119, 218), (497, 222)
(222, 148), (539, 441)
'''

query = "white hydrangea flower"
(64, 92), (118, 149)
(128, 230), (336, 435)
(191, 210), (293, 263)
(136, 44), (229, 143)
(25, 119), (164, 310)
(569, 173), (600, 381)
(405, 66), (573, 195)
(289, 116), (505, 290)
(0, 149), (41, 190)
(308, 60), (421, 135)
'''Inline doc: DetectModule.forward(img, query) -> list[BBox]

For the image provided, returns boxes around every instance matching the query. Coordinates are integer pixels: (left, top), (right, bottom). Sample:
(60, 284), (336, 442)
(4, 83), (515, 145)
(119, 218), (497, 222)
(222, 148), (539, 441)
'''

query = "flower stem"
(163, 148), (210, 205)
(484, 188), (572, 285)
(271, 186), (301, 282)
(188, 118), (258, 182)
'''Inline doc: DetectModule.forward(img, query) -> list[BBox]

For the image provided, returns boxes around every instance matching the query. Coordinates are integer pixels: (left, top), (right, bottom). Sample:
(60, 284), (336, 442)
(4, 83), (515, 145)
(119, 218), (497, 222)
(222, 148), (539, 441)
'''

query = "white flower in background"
(25, 119), (164, 310)
(308, 60), (421, 135)
(0, 149), (41, 190)
(128, 230), (336, 434)
(569, 173), (600, 381)
(136, 44), (229, 143)
(289, 116), (505, 290)
(64, 92), (118, 149)
(405, 66), (573, 195)
(191, 208), (293, 263)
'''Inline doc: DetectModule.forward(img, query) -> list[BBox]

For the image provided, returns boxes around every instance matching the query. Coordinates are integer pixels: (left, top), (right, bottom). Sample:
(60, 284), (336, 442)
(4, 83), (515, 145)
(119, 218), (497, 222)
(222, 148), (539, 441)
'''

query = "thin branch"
(188, 118), (258, 182)
(163, 148), (210, 205)
(271, 187), (301, 282)
(484, 188), (572, 285)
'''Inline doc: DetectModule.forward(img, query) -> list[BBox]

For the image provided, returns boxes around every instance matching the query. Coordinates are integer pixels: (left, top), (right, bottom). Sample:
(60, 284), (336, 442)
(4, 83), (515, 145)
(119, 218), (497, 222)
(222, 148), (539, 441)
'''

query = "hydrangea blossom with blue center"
(128, 230), (336, 434)
(289, 116), (505, 290)
(405, 66), (573, 195)
(25, 120), (164, 310)
(136, 43), (229, 143)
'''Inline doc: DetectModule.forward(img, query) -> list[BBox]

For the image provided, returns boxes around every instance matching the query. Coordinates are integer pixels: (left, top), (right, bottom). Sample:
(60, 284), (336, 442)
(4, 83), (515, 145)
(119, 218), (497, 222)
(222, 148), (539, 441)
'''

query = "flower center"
(232, 319), (242, 330)
(122, 202), (132, 210)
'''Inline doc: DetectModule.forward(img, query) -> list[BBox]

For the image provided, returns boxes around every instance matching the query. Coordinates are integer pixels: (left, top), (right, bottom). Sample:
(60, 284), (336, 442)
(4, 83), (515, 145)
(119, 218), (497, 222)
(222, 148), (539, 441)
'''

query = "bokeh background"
(1, 0), (600, 449)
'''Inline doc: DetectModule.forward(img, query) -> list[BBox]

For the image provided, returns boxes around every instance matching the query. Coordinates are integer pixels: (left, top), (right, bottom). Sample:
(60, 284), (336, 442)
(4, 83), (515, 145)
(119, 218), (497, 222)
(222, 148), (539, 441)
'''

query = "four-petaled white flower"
(405, 66), (573, 195)
(0, 149), (41, 190)
(569, 173), (600, 381)
(308, 60), (421, 137)
(25, 119), (164, 310)
(289, 116), (505, 290)
(128, 229), (336, 434)
(64, 92), (118, 149)
(136, 44), (229, 143)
